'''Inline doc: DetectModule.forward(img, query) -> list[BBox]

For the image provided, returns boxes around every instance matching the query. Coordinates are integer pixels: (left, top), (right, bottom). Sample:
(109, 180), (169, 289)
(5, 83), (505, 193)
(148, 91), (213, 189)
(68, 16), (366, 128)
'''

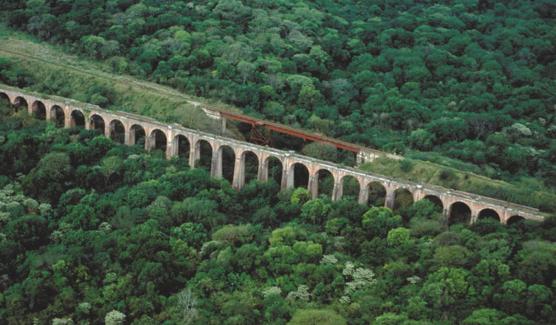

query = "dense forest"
(1, 1), (556, 324)
(0, 0), (555, 190)
(1, 98), (556, 324)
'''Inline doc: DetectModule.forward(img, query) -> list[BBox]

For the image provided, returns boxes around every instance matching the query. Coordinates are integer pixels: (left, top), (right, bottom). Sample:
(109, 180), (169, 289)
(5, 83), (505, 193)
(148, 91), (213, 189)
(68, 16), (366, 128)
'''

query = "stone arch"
(264, 155), (283, 185)
(129, 124), (146, 147)
(31, 100), (46, 120)
(341, 174), (360, 201)
(288, 162), (309, 189)
(108, 119), (126, 143)
(316, 168), (334, 197)
(173, 134), (190, 161)
(478, 208), (500, 222)
(49, 105), (65, 127)
(70, 110), (85, 128)
(149, 129), (167, 152)
(195, 139), (213, 170)
(394, 188), (414, 211)
(423, 194), (443, 212)
(89, 114), (105, 134)
(217, 145), (235, 182)
(449, 201), (472, 226)
(507, 215), (525, 226)
(241, 150), (259, 185)
(14, 96), (28, 112)
(368, 181), (387, 207)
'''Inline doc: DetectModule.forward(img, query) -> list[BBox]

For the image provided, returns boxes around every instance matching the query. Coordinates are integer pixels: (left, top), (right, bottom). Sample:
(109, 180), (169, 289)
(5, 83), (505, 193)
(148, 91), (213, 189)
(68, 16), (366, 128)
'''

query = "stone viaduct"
(0, 85), (545, 225)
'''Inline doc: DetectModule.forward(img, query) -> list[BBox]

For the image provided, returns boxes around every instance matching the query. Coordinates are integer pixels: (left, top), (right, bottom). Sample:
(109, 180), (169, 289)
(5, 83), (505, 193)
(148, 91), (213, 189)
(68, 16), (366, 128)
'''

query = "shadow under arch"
(449, 201), (472, 226)
(368, 181), (386, 207)
(289, 162), (309, 189)
(217, 145), (235, 183)
(423, 194), (443, 212)
(32, 100), (46, 120)
(50, 105), (65, 127)
(316, 168), (334, 198)
(195, 139), (213, 171)
(149, 129), (167, 152)
(507, 215), (525, 226)
(264, 155), (283, 186)
(241, 150), (259, 185)
(341, 175), (360, 201)
(109, 119), (126, 143)
(129, 124), (146, 147)
(90, 114), (106, 134)
(71, 110), (85, 128)
(394, 188), (414, 211)
(14, 96), (28, 112)
(173, 134), (191, 162)
(478, 208), (500, 222)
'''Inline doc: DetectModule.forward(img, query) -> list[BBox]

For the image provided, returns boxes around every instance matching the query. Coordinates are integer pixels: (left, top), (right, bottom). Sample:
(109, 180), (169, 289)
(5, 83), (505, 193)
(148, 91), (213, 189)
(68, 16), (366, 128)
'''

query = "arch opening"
(290, 162), (309, 189)
(507, 215), (525, 226)
(423, 195), (443, 212)
(394, 188), (414, 211)
(109, 120), (125, 144)
(368, 181), (386, 207)
(341, 175), (360, 201)
(149, 129), (167, 152)
(195, 139), (213, 171)
(242, 150), (259, 185)
(219, 145), (235, 183)
(14, 97), (28, 112)
(32, 101), (46, 120)
(0, 93), (10, 113)
(70, 110), (85, 128)
(478, 208), (500, 222)
(265, 156), (283, 186)
(50, 105), (65, 127)
(449, 202), (472, 226)
(316, 169), (334, 197)
(89, 114), (105, 134)
(130, 124), (146, 147)
(174, 134), (190, 162)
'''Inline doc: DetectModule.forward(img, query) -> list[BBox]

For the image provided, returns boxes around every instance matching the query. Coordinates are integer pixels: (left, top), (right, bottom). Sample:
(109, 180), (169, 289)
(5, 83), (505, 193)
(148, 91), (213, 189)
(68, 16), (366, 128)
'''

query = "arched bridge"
(0, 85), (545, 225)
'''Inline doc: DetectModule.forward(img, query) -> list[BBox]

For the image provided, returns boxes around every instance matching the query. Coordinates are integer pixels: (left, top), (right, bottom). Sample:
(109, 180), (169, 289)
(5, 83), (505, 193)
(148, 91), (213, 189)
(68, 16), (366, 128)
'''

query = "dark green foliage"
(0, 0), (555, 192)
(0, 112), (555, 323)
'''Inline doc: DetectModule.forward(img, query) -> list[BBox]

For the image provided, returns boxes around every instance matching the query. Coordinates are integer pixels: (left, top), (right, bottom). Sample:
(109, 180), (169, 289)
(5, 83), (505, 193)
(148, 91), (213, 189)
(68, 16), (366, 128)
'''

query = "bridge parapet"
(0, 84), (545, 225)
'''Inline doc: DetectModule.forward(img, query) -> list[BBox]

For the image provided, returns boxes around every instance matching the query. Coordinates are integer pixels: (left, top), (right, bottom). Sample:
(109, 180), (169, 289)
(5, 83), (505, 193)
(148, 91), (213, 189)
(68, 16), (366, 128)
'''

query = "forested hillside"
(0, 100), (555, 324)
(1, 0), (555, 190)
(1, 1), (556, 324)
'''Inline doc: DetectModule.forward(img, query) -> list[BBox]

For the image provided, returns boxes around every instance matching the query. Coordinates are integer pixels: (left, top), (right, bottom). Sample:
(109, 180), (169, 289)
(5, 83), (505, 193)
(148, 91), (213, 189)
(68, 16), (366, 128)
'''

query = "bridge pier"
(232, 155), (244, 189)
(220, 117), (227, 135)
(385, 187), (396, 209)
(308, 174), (318, 199)
(358, 186), (369, 205)
(211, 146), (222, 178)
(0, 85), (543, 225)
(332, 180), (342, 201)
(257, 157), (266, 182)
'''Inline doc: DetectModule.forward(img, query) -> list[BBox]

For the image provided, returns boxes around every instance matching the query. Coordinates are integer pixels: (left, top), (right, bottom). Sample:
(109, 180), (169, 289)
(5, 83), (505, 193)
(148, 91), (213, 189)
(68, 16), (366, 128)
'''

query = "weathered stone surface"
(0, 85), (544, 224)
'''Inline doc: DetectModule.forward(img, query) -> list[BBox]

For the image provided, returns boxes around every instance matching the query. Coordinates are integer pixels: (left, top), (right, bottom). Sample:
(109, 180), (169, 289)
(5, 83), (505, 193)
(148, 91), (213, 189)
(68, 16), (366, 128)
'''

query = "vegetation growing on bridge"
(0, 98), (555, 324)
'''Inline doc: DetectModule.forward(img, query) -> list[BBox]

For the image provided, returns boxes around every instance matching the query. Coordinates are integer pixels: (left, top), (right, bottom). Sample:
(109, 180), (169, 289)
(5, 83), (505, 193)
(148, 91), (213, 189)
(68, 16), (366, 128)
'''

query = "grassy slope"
(0, 24), (238, 135)
(0, 25), (554, 212)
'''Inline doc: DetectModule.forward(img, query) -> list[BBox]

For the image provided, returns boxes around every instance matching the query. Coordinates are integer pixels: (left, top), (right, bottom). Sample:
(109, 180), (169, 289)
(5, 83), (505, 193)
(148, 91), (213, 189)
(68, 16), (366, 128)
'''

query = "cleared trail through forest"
(0, 39), (208, 109)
